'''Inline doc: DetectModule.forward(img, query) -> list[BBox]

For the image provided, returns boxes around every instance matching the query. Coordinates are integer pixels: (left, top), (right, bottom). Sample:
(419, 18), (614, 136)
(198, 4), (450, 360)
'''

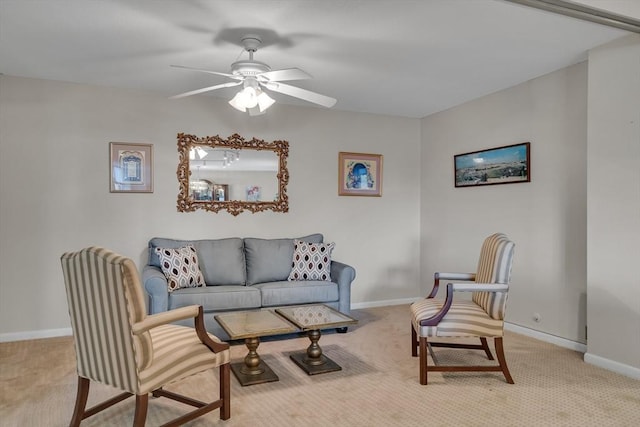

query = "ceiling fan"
(170, 34), (337, 115)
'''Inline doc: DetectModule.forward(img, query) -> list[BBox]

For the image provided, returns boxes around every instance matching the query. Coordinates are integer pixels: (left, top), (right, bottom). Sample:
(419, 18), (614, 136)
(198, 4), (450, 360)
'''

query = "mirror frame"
(177, 133), (289, 216)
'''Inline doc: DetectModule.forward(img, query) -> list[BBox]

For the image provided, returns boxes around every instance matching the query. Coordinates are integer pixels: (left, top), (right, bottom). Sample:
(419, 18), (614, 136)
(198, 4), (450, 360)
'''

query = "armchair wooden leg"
(480, 337), (494, 360)
(220, 363), (231, 420)
(411, 325), (418, 357)
(70, 376), (90, 427)
(419, 336), (428, 385)
(494, 337), (514, 384)
(133, 394), (149, 427)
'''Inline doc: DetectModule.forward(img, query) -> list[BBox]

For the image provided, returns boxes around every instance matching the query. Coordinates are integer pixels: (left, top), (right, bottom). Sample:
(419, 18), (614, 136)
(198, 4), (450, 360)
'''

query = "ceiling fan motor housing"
(230, 34), (273, 77)
(231, 60), (271, 77)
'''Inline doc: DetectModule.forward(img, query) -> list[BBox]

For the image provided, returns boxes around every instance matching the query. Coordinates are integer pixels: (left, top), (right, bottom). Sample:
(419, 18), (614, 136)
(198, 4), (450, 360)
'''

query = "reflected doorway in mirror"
(214, 184), (229, 202)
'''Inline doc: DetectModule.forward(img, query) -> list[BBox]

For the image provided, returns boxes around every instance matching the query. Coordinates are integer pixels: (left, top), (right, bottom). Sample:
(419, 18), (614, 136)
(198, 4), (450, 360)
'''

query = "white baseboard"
(0, 327), (72, 343)
(503, 322), (587, 353)
(584, 352), (640, 380)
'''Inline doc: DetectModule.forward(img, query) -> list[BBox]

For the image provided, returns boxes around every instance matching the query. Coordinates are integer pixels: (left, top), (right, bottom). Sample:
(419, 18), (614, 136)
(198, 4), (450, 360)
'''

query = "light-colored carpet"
(1, 304), (639, 426)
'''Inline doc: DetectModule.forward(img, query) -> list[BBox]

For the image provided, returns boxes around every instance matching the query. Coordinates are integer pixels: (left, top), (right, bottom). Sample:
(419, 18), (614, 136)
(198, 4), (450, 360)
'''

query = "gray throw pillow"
(244, 234), (323, 285)
(148, 237), (246, 285)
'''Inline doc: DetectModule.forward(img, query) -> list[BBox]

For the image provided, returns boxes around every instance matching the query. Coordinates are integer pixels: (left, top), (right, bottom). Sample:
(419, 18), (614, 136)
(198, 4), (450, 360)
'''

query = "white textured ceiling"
(0, 0), (634, 118)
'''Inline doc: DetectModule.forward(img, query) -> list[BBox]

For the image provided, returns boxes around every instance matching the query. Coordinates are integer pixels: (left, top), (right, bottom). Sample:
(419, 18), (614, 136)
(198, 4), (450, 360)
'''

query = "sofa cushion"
(244, 234), (323, 285)
(168, 285), (261, 311)
(255, 280), (339, 307)
(149, 237), (246, 286)
(288, 240), (335, 281)
(155, 245), (205, 292)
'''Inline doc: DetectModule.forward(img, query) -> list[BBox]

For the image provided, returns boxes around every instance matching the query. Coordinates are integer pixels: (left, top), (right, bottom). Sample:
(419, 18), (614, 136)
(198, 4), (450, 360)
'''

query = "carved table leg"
(290, 329), (343, 375)
(230, 337), (279, 386)
(240, 337), (264, 375)
(304, 329), (325, 365)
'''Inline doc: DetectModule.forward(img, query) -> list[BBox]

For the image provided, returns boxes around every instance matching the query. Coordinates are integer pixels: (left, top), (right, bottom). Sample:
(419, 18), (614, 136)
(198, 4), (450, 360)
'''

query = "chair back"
(472, 233), (515, 320)
(61, 247), (153, 393)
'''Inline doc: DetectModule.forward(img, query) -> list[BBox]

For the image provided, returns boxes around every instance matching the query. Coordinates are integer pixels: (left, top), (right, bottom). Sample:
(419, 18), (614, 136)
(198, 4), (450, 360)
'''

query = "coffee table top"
(215, 310), (298, 340)
(276, 304), (358, 331)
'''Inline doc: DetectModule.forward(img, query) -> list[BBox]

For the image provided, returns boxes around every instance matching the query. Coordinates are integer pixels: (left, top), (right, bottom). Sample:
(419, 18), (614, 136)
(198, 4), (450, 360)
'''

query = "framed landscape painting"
(454, 142), (530, 188)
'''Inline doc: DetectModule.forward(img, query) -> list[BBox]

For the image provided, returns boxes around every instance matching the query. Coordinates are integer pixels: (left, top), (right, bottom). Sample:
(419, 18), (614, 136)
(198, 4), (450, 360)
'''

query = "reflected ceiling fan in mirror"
(170, 34), (337, 115)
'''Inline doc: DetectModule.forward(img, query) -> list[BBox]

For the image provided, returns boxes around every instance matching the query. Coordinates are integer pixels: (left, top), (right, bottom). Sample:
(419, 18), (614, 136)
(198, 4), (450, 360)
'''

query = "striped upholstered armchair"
(410, 233), (515, 385)
(60, 247), (231, 426)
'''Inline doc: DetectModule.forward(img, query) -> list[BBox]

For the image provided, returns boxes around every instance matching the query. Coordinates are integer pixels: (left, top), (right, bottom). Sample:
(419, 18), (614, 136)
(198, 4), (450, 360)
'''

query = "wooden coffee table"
(215, 310), (298, 386)
(276, 304), (358, 375)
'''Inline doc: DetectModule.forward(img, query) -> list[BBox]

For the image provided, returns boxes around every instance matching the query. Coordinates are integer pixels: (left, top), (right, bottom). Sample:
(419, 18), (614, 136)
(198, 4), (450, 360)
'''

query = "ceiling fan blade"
(170, 64), (241, 80)
(169, 81), (242, 99)
(258, 68), (312, 82)
(262, 81), (336, 108)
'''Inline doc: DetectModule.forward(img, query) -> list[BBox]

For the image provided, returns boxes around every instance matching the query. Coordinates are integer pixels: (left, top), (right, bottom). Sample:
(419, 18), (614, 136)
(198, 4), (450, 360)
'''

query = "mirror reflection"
(189, 147), (279, 201)
(177, 133), (289, 216)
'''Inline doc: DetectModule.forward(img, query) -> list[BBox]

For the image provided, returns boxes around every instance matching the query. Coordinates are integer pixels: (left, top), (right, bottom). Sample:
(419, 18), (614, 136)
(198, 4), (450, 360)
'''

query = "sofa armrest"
(331, 260), (356, 315)
(142, 265), (169, 314)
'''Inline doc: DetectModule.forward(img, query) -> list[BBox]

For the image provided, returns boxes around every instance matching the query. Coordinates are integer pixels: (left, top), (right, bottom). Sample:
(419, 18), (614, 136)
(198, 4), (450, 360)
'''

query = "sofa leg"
(336, 327), (348, 333)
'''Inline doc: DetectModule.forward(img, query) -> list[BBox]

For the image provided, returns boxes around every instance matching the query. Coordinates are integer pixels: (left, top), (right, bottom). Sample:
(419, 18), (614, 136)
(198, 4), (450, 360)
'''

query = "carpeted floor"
(1, 304), (639, 426)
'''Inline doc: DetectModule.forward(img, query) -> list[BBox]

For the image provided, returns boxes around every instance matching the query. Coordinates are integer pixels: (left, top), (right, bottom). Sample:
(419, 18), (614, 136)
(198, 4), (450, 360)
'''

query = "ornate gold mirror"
(177, 133), (289, 215)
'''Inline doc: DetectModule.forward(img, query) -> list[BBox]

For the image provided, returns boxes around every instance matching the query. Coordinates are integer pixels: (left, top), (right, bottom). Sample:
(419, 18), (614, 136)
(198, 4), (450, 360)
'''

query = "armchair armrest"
(420, 283), (454, 326)
(427, 272), (476, 298)
(438, 272), (477, 281)
(419, 282), (509, 326)
(132, 305), (200, 335)
(133, 305), (229, 354)
(451, 283), (508, 292)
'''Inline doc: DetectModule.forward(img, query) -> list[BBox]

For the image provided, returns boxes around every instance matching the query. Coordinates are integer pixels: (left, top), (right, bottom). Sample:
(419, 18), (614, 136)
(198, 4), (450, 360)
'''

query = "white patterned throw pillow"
(155, 245), (206, 292)
(288, 240), (335, 281)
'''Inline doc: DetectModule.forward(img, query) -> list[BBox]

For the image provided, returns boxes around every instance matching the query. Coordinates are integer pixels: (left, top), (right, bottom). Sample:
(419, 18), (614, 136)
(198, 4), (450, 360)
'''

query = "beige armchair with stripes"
(410, 233), (515, 385)
(60, 246), (231, 426)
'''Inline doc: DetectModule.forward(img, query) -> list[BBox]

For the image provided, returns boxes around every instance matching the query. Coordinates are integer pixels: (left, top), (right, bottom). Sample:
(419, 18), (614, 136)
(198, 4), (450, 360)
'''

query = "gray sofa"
(142, 234), (356, 340)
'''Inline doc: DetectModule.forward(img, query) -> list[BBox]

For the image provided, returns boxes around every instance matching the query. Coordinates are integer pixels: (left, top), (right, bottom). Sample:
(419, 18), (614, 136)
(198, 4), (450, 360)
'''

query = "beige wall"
(419, 35), (640, 378)
(0, 75), (421, 337)
(586, 34), (640, 372)
(420, 62), (589, 343)
(2, 36), (638, 378)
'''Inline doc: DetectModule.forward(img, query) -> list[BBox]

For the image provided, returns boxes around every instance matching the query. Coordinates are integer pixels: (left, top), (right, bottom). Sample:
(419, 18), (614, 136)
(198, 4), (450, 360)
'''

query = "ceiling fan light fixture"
(229, 86), (260, 111)
(229, 85), (275, 114)
(228, 93), (246, 112)
(257, 91), (275, 112)
(244, 87), (259, 109)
